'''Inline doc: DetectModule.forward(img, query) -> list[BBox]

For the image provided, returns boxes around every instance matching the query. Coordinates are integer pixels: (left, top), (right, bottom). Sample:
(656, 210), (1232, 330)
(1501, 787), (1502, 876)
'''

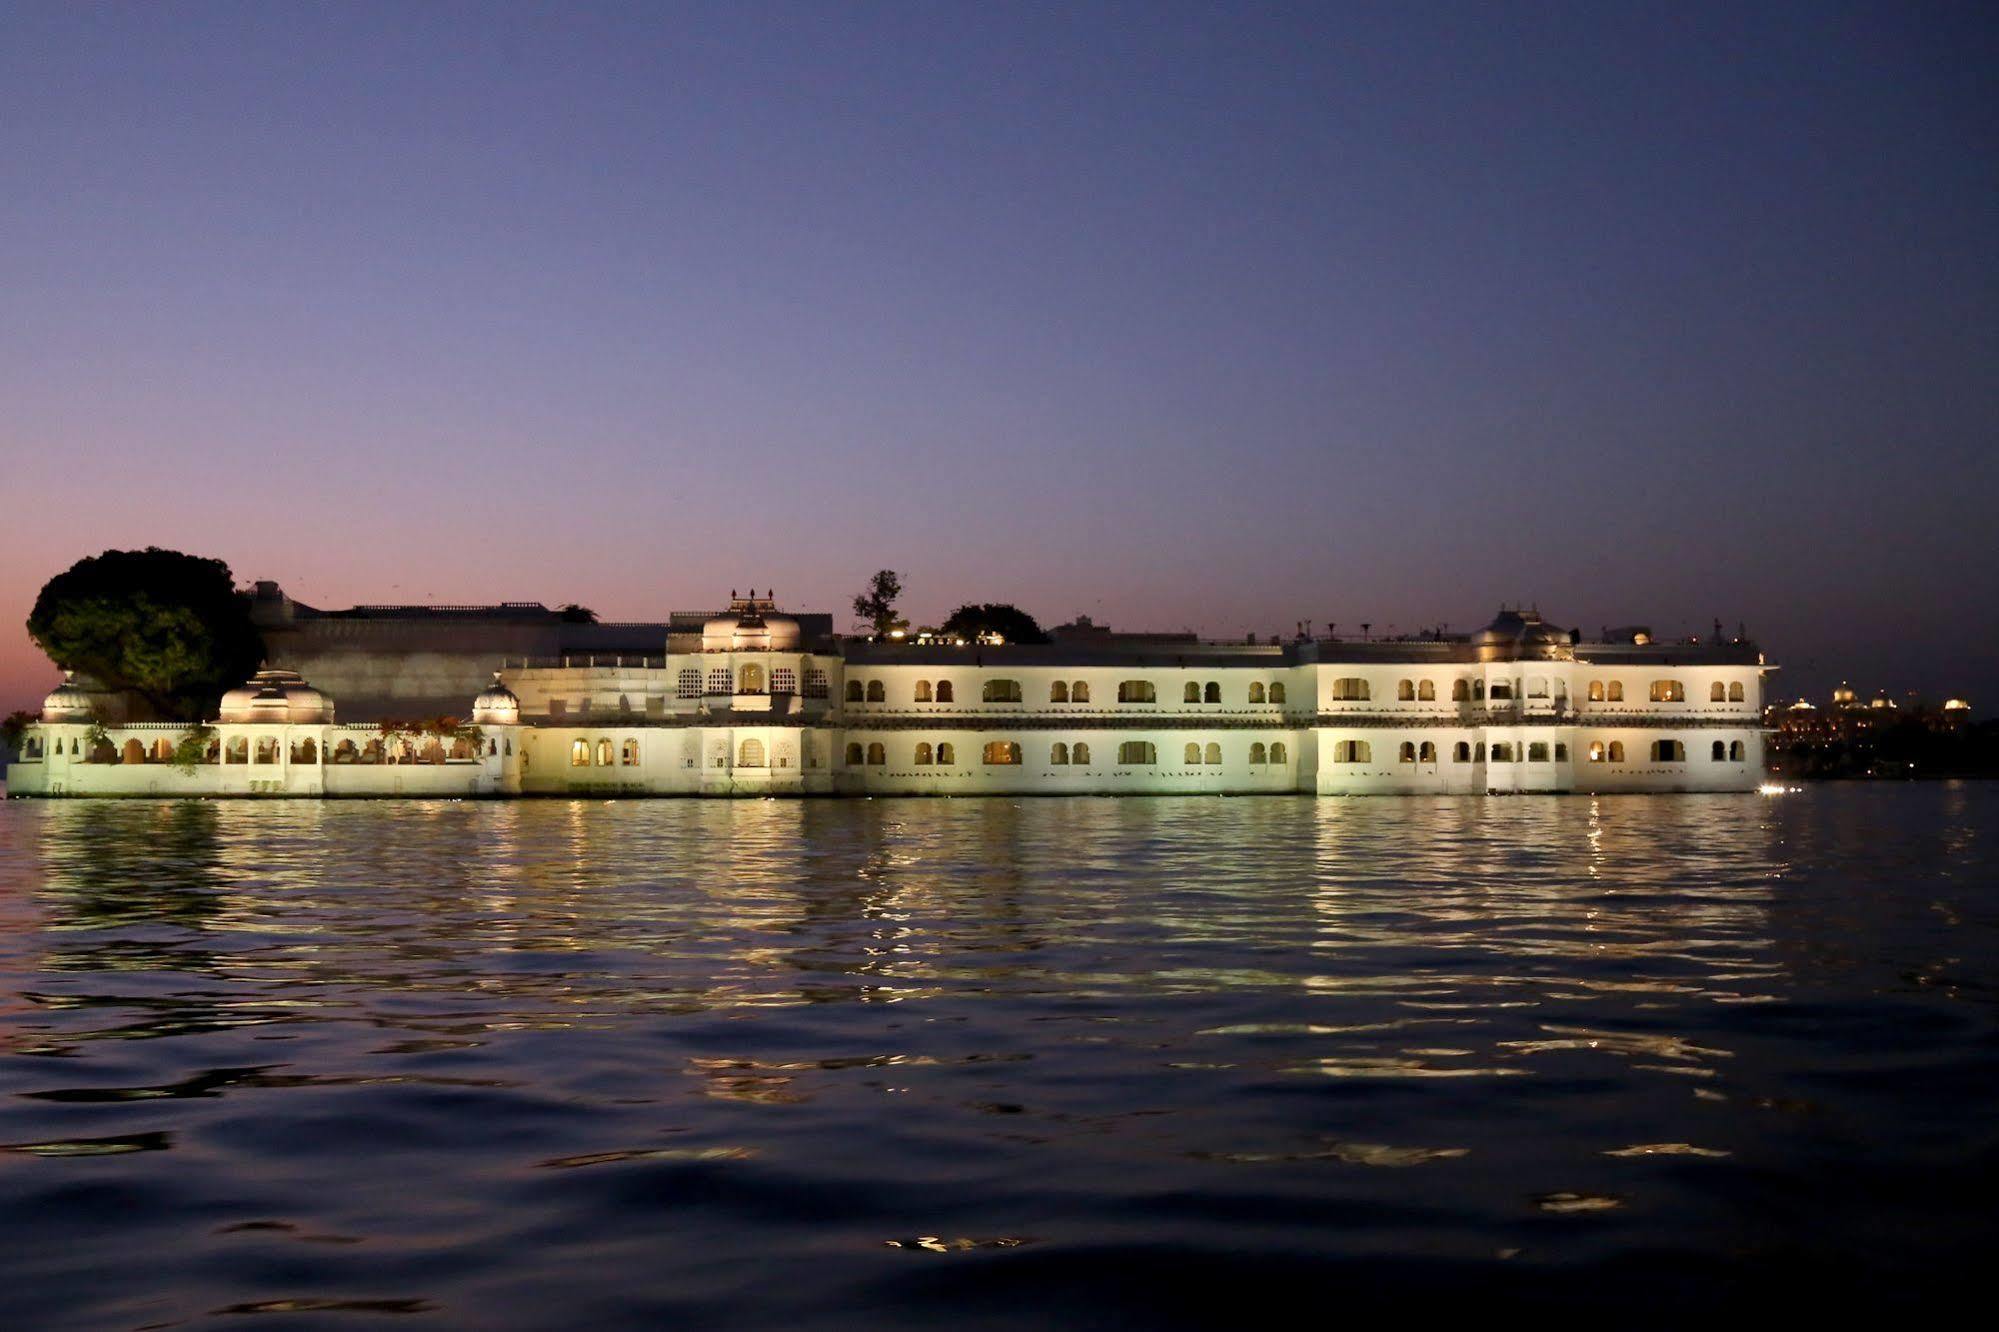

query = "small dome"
(218, 669), (333, 725)
(472, 673), (520, 726)
(701, 589), (800, 652)
(40, 671), (94, 723)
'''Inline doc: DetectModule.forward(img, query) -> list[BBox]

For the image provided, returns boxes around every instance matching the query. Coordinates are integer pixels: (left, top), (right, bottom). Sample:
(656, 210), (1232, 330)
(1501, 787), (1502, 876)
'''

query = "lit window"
(983, 679), (1022, 703)
(1419, 741), (1437, 762)
(1184, 742), (1202, 764)
(597, 739), (613, 766)
(1588, 742), (1605, 762)
(1117, 680), (1156, 704)
(1248, 682), (1265, 704)
(1117, 740), (1156, 765)
(1588, 681), (1604, 702)
(1184, 682), (1201, 704)
(1205, 742), (1221, 764)
(1050, 742), (1069, 765)
(1397, 680), (1415, 701)
(1418, 681), (1435, 702)
(1270, 683), (1286, 705)
(867, 680), (885, 703)
(571, 739), (589, 767)
(915, 680), (933, 703)
(738, 664), (764, 694)
(914, 742), (934, 766)
(983, 741), (1022, 765)
(1729, 682), (1745, 703)
(1649, 680), (1685, 703)
(1050, 681), (1069, 703)
(1711, 682), (1727, 702)
(622, 739), (640, 766)
(1606, 681), (1625, 703)
(1399, 741), (1416, 763)
(1270, 741), (1287, 764)
(1334, 739), (1370, 763)
(1330, 678), (1369, 701)
(1070, 681), (1090, 703)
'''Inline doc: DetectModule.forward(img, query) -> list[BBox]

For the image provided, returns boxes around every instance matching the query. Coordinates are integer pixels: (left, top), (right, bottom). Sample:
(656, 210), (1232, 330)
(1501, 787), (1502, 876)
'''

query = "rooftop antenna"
(1361, 622), (1371, 641)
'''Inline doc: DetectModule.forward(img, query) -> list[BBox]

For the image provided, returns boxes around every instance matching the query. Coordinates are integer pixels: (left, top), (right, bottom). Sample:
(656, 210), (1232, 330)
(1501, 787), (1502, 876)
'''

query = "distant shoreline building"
(8, 591), (1771, 798)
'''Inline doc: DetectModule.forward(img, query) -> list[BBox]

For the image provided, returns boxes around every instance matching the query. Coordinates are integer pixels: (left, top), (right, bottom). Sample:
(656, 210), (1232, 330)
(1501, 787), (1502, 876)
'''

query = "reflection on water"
(0, 788), (1995, 1324)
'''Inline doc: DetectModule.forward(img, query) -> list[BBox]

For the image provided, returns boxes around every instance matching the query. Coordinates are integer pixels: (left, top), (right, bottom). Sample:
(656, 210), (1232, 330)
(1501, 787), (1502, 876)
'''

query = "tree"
(852, 569), (903, 637)
(1, 711), (32, 752)
(938, 603), (1050, 645)
(27, 548), (264, 721)
(558, 604), (598, 624)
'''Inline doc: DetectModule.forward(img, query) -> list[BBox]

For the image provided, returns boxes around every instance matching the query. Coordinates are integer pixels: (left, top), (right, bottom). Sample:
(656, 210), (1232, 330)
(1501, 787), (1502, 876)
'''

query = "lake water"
(0, 787), (1993, 1327)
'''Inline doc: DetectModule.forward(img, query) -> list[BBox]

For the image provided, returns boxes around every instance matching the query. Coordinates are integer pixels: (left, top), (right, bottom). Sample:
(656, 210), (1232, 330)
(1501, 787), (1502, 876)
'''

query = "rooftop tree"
(27, 548), (264, 721)
(938, 603), (1050, 645)
(852, 569), (903, 638)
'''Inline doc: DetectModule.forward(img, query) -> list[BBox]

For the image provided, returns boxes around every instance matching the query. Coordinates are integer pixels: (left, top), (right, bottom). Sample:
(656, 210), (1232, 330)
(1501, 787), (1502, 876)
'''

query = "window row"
(843, 678), (1289, 706)
(840, 739), (1292, 768)
(674, 666), (826, 698)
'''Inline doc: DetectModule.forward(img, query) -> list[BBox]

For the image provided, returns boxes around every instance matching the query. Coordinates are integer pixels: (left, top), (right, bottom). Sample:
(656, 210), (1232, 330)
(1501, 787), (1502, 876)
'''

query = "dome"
(218, 669), (334, 725)
(40, 671), (94, 723)
(472, 673), (521, 726)
(1474, 607), (1571, 661)
(701, 589), (801, 652)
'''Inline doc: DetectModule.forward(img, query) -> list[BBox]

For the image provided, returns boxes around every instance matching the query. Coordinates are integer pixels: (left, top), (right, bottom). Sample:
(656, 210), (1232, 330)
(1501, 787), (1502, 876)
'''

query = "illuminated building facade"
(9, 599), (1770, 798)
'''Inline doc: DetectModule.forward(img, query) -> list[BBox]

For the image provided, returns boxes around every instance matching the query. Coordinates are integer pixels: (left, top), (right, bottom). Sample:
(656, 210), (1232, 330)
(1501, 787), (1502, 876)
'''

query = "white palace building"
(8, 593), (1771, 799)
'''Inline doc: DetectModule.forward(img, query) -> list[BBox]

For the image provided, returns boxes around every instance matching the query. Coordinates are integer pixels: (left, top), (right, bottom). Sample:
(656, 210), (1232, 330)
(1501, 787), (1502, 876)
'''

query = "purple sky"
(4, 2), (1995, 713)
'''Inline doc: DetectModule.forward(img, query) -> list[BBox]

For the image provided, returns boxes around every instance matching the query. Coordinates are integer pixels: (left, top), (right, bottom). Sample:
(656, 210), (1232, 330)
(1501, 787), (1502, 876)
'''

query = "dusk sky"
(3, 1), (1995, 713)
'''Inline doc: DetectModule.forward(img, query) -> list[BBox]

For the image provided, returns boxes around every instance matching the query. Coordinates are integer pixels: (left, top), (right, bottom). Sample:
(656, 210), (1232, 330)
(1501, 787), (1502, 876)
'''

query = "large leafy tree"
(939, 602), (1049, 645)
(27, 548), (264, 721)
(852, 569), (903, 637)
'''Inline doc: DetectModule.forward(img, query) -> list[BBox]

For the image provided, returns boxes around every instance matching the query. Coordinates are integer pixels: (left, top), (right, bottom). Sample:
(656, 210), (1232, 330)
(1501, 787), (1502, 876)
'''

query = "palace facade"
(8, 595), (1770, 798)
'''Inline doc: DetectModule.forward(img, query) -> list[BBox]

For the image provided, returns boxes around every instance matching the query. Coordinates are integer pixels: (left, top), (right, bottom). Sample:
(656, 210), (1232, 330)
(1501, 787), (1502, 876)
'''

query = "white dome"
(40, 671), (94, 723)
(472, 673), (520, 726)
(218, 669), (334, 725)
(701, 591), (801, 652)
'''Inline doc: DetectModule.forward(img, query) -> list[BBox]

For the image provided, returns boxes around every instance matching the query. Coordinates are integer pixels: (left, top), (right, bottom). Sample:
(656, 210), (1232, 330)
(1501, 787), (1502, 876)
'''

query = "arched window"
(1489, 681), (1513, 701)
(1117, 680), (1156, 704)
(1491, 743), (1513, 762)
(1248, 683), (1265, 704)
(1729, 682), (1745, 702)
(936, 681), (954, 702)
(1554, 743), (1568, 761)
(1608, 741), (1625, 762)
(255, 737), (280, 764)
(914, 742), (934, 766)
(845, 680), (863, 702)
(1270, 741), (1287, 764)
(1070, 681), (1090, 703)
(1398, 741), (1416, 763)
(1049, 742), (1069, 765)
(1050, 681), (1069, 703)
(1649, 680), (1684, 703)
(982, 741), (1021, 765)
(739, 738), (765, 768)
(737, 664), (764, 694)
(1397, 680), (1415, 701)
(1418, 680), (1436, 702)
(1454, 741), (1471, 762)
(915, 680), (933, 703)
(1419, 741), (1437, 763)
(1269, 683), (1286, 705)
(291, 738), (321, 764)
(1730, 740), (1745, 760)
(1117, 740), (1156, 765)
(1588, 680), (1605, 702)
(1452, 679), (1471, 702)
(1527, 677), (1549, 699)
(333, 739), (358, 764)
(1330, 678), (1370, 701)
(1652, 739), (1685, 762)
(1184, 682), (1201, 704)
(1204, 682), (1221, 703)
(1606, 681), (1624, 702)
(1711, 740), (1726, 760)
(152, 737), (175, 762)
(571, 739), (590, 767)
(119, 737), (145, 765)
(1070, 742), (1089, 764)
(1184, 741), (1202, 764)
(866, 680), (886, 703)
(1249, 742), (1267, 764)
(1205, 742), (1222, 764)
(1334, 740), (1369, 763)
(1710, 682), (1726, 702)
(937, 742), (956, 764)
(1473, 680), (1486, 701)
(845, 742), (863, 765)
(1528, 742), (1549, 762)
(1588, 742), (1605, 762)
(866, 742), (886, 765)
(23, 737), (41, 759)
(983, 679), (1022, 703)
(597, 739), (614, 766)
